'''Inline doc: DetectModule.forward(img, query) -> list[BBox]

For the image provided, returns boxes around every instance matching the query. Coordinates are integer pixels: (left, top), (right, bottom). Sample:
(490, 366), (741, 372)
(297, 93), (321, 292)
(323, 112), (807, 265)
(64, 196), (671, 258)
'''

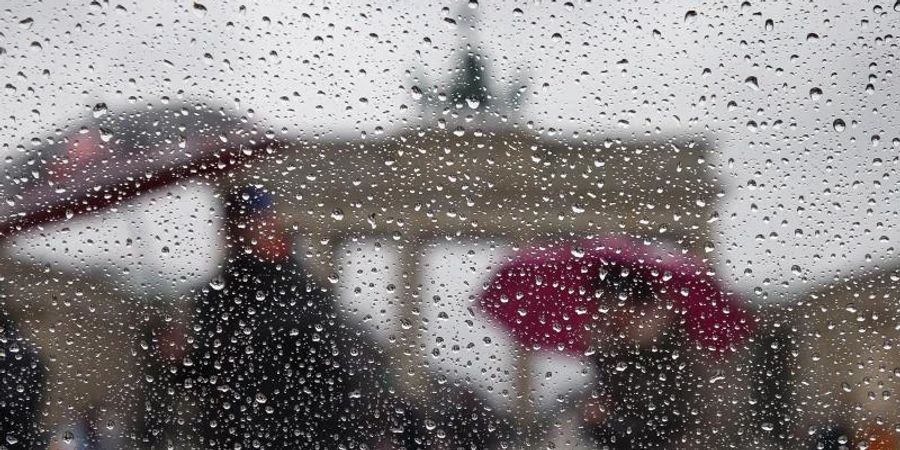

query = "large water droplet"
(745, 76), (759, 90)
(809, 87), (822, 101)
(99, 128), (113, 142)
(410, 85), (423, 100)
(833, 119), (846, 132)
(192, 2), (207, 17)
(92, 102), (108, 118)
(209, 278), (225, 291)
(684, 10), (697, 23)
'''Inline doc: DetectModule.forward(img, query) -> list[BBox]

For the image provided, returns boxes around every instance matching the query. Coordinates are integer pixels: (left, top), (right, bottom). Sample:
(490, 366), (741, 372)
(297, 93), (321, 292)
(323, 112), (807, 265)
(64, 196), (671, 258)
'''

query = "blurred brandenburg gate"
(244, 45), (722, 426)
(1, 41), (723, 441)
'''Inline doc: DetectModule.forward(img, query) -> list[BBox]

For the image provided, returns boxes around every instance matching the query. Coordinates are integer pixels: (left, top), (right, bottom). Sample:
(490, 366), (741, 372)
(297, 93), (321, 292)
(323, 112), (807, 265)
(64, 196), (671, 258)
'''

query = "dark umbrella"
(0, 102), (285, 239)
(479, 236), (754, 357)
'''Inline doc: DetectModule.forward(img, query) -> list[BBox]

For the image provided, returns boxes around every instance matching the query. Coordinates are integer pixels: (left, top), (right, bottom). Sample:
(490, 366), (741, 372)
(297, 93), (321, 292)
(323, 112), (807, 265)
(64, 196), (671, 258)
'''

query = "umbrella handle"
(513, 349), (536, 424)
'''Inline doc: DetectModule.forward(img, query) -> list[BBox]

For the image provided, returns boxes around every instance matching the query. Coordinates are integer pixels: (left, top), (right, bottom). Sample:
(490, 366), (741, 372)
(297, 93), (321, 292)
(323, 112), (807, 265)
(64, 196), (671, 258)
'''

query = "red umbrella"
(479, 236), (754, 357)
(0, 103), (284, 239)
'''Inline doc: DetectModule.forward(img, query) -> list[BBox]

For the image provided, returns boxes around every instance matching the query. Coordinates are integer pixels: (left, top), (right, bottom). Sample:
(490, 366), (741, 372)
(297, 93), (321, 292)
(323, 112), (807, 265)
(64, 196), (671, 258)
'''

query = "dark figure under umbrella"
(189, 186), (355, 448)
(583, 264), (695, 449)
(479, 236), (755, 449)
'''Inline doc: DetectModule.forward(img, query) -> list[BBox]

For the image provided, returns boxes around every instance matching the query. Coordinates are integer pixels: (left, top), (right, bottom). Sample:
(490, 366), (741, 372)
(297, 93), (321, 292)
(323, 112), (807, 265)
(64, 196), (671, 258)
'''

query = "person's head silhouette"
(223, 185), (289, 261)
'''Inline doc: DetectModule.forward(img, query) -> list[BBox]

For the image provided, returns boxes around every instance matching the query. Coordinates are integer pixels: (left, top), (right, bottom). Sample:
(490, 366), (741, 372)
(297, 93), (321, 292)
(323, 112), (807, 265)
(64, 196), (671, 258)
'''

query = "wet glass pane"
(1, 1), (896, 449)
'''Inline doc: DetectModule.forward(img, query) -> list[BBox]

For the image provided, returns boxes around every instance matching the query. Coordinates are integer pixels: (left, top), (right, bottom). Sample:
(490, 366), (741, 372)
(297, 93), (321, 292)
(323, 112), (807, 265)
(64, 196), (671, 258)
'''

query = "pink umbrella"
(479, 236), (754, 357)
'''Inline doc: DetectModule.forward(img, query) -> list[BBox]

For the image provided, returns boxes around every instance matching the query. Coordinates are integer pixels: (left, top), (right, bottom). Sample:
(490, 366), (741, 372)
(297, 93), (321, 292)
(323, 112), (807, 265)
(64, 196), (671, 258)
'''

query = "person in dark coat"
(584, 263), (698, 450)
(188, 186), (356, 448)
(0, 312), (45, 448)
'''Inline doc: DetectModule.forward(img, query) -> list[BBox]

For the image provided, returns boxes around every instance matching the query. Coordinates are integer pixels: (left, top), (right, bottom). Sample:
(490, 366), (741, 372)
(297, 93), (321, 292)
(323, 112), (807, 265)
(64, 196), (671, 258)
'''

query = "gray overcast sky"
(2, 0), (898, 303)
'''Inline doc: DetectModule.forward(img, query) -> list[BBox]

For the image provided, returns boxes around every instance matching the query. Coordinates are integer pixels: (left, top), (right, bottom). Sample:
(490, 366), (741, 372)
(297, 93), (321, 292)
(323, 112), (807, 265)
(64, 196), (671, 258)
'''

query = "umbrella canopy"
(0, 102), (284, 239)
(479, 236), (754, 357)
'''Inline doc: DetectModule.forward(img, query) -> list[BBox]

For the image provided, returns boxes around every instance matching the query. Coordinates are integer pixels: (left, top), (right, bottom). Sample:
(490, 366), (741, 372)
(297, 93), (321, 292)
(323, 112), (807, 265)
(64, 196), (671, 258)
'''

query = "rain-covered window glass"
(1, 1), (897, 449)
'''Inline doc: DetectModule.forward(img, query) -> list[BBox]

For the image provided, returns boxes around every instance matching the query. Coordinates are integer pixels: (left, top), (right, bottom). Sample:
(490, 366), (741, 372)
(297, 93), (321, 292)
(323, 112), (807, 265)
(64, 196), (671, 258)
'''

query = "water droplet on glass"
(809, 87), (822, 101)
(192, 2), (207, 17)
(833, 119), (846, 132)
(745, 76), (759, 90)
(92, 102), (108, 118)
(684, 10), (697, 23)
(209, 278), (225, 291)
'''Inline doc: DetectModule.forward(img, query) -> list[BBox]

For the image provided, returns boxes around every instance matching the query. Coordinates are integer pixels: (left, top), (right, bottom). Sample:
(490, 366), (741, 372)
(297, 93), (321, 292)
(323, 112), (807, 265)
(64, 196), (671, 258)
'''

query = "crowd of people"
(0, 185), (859, 449)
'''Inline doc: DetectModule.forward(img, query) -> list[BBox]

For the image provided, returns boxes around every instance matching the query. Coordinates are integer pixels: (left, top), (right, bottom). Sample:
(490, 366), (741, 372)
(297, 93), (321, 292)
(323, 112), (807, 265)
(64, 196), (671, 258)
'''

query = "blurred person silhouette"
(187, 185), (359, 448)
(0, 312), (45, 448)
(136, 307), (190, 447)
(582, 263), (695, 449)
